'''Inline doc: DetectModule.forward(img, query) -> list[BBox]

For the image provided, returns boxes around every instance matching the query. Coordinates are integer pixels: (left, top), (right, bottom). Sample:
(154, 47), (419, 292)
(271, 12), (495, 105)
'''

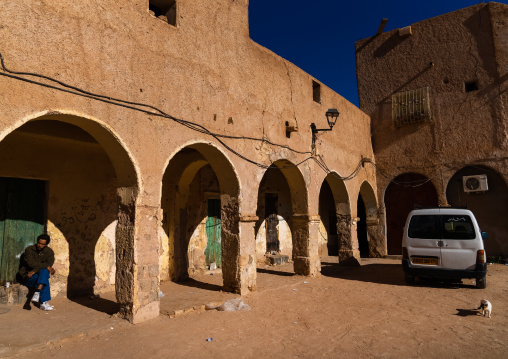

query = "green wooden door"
(204, 199), (221, 268)
(0, 178), (46, 283)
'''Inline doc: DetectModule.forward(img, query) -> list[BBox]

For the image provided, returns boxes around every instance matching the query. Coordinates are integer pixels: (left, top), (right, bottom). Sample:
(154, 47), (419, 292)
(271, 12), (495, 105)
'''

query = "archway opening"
(255, 160), (308, 270)
(446, 166), (508, 258)
(255, 167), (293, 262)
(358, 181), (378, 258)
(0, 116), (138, 314)
(357, 194), (369, 258)
(384, 173), (438, 255)
(318, 173), (350, 258)
(161, 144), (240, 291)
(319, 180), (337, 256)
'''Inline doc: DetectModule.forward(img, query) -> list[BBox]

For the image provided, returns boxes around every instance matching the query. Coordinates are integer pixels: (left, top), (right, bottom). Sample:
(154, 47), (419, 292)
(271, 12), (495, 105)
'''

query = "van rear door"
(406, 214), (443, 268)
(439, 213), (479, 270)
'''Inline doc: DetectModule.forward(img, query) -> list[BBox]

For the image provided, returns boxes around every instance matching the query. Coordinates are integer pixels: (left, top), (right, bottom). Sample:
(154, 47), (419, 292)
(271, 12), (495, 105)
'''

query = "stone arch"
(255, 159), (314, 274)
(357, 181), (378, 258)
(318, 172), (351, 257)
(446, 165), (508, 257)
(0, 112), (139, 320)
(161, 142), (242, 292)
(384, 172), (438, 255)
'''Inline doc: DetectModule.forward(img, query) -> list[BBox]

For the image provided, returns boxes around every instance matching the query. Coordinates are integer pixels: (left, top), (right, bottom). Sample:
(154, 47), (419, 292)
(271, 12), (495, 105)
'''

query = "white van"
(402, 207), (487, 288)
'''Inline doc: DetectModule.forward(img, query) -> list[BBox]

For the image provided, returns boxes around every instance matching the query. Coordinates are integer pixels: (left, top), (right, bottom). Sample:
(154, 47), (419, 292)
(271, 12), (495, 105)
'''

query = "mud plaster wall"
(0, 130), (118, 297)
(255, 167), (293, 261)
(186, 165), (220, 273)
(355, 2), (508, 256)
(160, 163), (221, 280)
(0, 0), (377, 318)
(255, 218), (292, 261)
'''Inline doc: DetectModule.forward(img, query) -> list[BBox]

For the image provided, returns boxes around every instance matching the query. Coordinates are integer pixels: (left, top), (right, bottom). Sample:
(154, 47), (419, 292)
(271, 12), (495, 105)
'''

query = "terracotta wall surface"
(0, 126), (118, 297)
(355, 2), (508, 257)
(0, 0), (376, 321)
(0, 0), (375, 212)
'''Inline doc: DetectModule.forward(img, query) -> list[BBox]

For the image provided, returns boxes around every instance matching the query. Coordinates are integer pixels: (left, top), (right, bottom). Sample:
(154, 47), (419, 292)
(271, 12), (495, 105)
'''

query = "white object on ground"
(206, 298), (251, 312)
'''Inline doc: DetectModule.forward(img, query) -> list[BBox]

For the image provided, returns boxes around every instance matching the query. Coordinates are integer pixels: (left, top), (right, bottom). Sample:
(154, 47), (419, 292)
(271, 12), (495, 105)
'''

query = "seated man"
(18, 234), (56, 311)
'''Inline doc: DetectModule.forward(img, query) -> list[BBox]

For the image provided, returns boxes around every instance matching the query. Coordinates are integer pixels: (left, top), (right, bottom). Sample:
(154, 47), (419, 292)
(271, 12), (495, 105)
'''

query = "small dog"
(478, 299), (492, 318)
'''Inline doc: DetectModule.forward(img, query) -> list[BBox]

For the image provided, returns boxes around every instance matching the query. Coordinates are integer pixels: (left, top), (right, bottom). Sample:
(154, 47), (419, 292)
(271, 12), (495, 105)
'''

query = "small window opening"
(312, 80), (321, 103)
(149, 0), (177, 26)
(465, 80), (478, 92)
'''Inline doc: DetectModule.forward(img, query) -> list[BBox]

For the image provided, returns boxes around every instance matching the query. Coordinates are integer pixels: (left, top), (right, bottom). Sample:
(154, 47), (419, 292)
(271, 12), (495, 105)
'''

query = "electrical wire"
(0, 51), (421, 183)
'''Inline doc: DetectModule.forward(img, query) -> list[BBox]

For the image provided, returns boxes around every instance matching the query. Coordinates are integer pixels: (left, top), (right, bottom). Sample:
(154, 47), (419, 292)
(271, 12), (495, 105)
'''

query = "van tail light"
(402, 247), (409, 259)
(476, 250), (485, 264)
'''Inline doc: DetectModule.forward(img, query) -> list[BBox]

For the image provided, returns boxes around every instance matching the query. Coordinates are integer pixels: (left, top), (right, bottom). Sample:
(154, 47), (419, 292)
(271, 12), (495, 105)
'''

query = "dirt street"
(6, 258), (508, 358)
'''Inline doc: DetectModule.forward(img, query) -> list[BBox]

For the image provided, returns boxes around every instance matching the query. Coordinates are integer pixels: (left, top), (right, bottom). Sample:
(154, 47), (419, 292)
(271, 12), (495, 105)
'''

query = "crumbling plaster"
(356, 2), (508, 257)
(0, 0), (377, 322)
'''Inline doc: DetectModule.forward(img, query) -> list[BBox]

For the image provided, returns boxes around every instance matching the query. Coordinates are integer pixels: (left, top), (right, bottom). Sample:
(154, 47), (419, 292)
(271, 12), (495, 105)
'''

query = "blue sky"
(249, 0), (507, 106)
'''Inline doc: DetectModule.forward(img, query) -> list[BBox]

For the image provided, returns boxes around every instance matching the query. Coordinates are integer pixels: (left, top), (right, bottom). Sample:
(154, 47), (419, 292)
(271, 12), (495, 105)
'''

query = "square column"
(115, 187), (160, 323)
(132, 205), (161, 323)
(292, 214), (321, 276)
(238, 215), (258, 293)
(337, 214), (361, 266)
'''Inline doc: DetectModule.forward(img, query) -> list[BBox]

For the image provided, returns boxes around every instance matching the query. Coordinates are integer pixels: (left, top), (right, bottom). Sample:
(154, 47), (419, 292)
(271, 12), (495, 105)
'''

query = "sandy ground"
(3, 257), (508, 359)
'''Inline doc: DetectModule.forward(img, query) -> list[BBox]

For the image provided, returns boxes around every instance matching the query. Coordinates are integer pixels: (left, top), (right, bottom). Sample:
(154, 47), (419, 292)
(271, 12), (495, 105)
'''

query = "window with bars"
(391, 87), (431, 127)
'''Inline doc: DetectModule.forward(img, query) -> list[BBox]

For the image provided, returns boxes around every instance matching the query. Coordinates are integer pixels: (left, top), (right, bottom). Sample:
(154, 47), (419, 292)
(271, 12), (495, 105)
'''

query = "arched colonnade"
(0, 113), (379, 322)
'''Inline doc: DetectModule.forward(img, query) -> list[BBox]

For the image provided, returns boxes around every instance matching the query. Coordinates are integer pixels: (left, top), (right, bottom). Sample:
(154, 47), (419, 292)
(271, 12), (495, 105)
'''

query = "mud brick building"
(356, 2), (508, 258)
(0, 0), (379, 322)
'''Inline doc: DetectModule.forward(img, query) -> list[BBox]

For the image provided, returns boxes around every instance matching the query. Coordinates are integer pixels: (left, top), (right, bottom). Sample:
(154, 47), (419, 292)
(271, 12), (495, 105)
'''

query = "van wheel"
(476, 276), (487, 289)
(404, 273), (415, 284)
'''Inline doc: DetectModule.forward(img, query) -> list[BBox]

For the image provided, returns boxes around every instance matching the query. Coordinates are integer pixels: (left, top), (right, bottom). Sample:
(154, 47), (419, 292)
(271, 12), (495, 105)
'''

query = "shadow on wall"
(446, 165), (508, 257)
(53, 193), (118, 298)
(463, 6), (498, 80)
(162, 148), (228, 283)
(318, 179), (338, 256)
(373, 30), (410, 58)
(384, 173), (438, 255)
(255, 166), (293, 260)
(0, 120), (120, 299)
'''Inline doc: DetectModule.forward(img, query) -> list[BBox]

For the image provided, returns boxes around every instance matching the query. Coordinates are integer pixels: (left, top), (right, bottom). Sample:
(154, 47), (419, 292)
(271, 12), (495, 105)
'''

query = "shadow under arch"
(0, 112), (139, 318)
(254, 159), (308, 269)
(446, 165), (508, 257)
(161, 142), (241, 292)
(384, 172), (438, 255)
(358, 181), (378, 258)
(318, 172), (351, 257)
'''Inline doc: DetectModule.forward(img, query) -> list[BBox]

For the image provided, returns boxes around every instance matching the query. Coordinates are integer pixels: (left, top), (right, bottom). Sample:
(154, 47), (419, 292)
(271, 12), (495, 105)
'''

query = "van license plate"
(412, 257), (438, 265)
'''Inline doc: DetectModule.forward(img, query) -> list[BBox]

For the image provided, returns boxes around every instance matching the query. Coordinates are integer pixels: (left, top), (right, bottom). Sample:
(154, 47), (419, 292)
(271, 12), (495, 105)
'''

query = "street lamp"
(311, 108), (340, 152)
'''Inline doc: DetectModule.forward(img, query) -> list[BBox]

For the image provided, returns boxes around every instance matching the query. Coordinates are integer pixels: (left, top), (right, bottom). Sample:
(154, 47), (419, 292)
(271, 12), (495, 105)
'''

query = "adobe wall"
(0, 0), (377, 321)
(0, 128), (118, 298)
(356, 2), (508, 256)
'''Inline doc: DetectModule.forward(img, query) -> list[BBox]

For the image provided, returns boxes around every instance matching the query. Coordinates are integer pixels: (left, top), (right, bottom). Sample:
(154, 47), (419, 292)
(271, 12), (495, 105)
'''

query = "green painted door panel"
(205, 199), (221, 267)
(0, 178), (46, 283)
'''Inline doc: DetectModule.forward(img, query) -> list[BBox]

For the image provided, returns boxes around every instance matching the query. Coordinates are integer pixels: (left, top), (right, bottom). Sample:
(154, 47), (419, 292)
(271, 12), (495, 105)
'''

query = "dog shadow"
(455, 308), (480, 317)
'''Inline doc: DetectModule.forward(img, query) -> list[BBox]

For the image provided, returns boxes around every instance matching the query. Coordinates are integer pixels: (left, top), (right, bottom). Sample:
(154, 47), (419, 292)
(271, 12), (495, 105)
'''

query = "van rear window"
(441, 215), (475, 239)
(408, 215), (475, 240)
(408, 215), (439, 239)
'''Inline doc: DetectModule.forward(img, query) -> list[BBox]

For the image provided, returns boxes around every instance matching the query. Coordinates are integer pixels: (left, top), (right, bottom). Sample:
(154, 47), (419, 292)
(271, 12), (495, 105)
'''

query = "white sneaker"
(40, 302), (54, 311)
(31, 291), (40, 302)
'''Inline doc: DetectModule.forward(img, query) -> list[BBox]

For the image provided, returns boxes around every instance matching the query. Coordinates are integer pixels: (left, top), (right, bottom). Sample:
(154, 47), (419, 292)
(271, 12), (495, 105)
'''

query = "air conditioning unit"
(463, 174), (488, 193)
